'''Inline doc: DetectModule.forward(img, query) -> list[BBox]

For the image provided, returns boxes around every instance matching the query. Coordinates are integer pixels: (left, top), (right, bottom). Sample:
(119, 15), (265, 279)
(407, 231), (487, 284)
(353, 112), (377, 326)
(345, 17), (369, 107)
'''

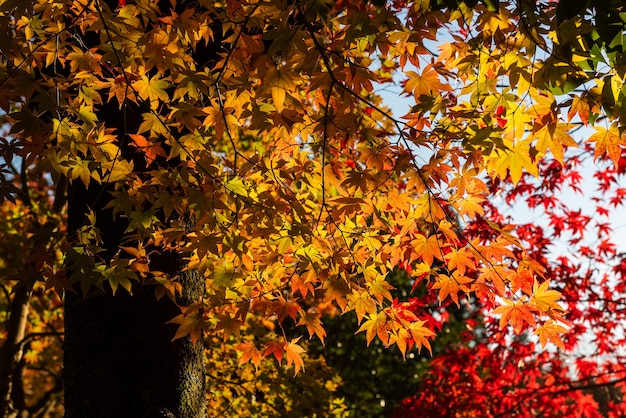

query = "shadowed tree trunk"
(62, 70), (207, 416)
(63, 254), (206, 418)
(0, 283), (32, 418)
(63, 141), (206, 417)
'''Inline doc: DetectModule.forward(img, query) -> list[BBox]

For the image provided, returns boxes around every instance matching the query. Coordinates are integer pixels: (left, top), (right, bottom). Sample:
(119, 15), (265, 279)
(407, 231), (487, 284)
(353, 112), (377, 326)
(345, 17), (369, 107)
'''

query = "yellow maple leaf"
(530, 280), (564, 313)
(534, 123), (578, 163)
(488, 138), (539, 185)
(527, 91), (555, 119)
(132, 75), (170, 109)
(23, 350), (39, 364)
(297, 311), (327, 343)
(366, 276), (394, 304)
(482, 9), (511, 33)
(356, 311), (388, 346)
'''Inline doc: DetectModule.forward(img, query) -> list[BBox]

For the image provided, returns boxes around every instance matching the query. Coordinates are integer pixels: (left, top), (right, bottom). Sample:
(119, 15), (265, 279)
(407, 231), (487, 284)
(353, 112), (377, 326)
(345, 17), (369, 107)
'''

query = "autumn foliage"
(1, 0), (626, 416)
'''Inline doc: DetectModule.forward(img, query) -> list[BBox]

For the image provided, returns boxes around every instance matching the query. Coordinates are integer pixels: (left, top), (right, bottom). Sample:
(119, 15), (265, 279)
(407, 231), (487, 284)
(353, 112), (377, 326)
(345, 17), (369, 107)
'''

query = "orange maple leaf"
(567, 96), (590, 125)
(408, 320), (434, 355)
(445, 248), (476, 276)
(404, 65), (451, 98)
(167, 302), (207, 344)
(432, 271), (473, 307)
(492, 299), (536, 334)
(588, 124), (625, 166)
(412, 234), (444, 266)
(235, 341), (262, 369)
(285, 337), (306, 376)
(128, 134), (167, 164)
(535, 320), (567, 350)
(297, 311), (327, 343)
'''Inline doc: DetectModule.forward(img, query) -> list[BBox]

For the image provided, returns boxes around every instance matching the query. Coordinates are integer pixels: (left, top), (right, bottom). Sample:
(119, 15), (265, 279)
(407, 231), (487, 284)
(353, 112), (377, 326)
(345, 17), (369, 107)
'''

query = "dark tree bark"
(63, 265), (205, 418)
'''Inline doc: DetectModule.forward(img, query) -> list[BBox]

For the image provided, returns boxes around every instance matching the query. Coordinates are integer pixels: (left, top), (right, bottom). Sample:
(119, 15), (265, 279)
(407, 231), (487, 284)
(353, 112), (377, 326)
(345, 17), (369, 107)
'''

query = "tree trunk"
(0, 283), (32, 418)
(63, 97), (206, 417)
(64, 184), (205, 418)
(63, 275), (205, 418)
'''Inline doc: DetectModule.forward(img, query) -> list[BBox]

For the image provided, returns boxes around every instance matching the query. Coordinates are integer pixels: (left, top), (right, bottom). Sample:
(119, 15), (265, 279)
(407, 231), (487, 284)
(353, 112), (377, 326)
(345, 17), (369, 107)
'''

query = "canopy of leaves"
(2, 0), (626, 415)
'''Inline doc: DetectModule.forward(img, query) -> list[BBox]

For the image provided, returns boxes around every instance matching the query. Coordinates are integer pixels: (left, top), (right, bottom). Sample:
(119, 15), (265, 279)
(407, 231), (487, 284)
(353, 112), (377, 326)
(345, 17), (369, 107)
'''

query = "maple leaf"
(347, 290), (378, 323)
(454, 195), (485, 218)
(588, 124), (625, 165)
(445, 248), (476, 276)
(132, 75), (170, 109)
(263, 341), (286, 364)
(128, 134), (167, 164)
(487, 138), (539, 185)
(44, 271), (73, 297)
(366, 275), (394, 304)
(527, 91), (555, 119)
(388, 327), (411, 358)
(214, 314), (242, 341)
(137, 112), (170, 137)
(412, 234), (444, 266)
(477, 265), (508, 297)
(530, 280), (564, 314)
(534, 123), (578, 164)
(297, 311), (327, 343)
(510, 267), (535, 296)
(168, 303), (207, 344)
(285, 337), (306, 376)
(235, 341), (262, 369)
(432, 271), (473, 307)
(567, 96), (590, 125)
(407, 320), (434, 355)
(356, 311), (389, 346)
(535, 320), (568, 350)
(23, 350), (39, 364)
(493, 299), (536, 334)
(404, 65), (451, 98)
(290, 270), (316, 298)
